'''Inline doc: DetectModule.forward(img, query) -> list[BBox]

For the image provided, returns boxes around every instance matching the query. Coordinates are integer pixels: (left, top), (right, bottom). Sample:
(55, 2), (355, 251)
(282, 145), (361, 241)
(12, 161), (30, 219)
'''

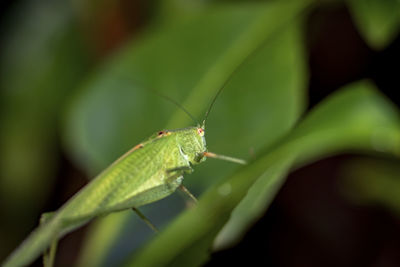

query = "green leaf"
(0, 0), (89, 254)
(214, 80), (400, 249)
(67, 1), (310, 266)
(213, 154), (295, 250)
(124, 81), (400, 266)
(75, 211), (130, 267)
(64, 1), (309, 175)
(339, 157), (400, 216)
(347, 0), (400, 50)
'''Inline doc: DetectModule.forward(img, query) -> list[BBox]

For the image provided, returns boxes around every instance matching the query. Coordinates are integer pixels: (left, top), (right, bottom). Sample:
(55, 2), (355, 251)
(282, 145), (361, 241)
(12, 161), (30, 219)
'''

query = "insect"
(3, 83), (246, 267)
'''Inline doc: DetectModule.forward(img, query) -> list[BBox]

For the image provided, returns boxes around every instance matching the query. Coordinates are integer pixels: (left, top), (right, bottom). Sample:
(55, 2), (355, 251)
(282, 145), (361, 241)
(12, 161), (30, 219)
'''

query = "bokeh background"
(0, 0), (399, 266)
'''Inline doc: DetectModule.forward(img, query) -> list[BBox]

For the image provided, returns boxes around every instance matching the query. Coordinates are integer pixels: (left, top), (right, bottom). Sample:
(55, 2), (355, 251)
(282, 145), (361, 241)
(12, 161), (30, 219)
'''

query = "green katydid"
(2, 82), (246, 267)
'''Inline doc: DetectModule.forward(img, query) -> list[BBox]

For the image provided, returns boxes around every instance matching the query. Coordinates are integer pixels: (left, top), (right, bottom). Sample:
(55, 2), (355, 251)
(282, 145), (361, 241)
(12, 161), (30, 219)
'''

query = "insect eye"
(197, 128), (204, 137)
(158, 131), (164, 135)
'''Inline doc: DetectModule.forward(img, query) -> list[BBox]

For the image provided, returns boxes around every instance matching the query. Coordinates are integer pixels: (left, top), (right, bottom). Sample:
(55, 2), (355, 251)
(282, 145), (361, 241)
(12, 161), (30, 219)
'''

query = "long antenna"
(202, 50), (256, 129)
(201, 13), (295, 129)
(201, 76), (228, 129)
(151, 89), (200, 126)
(129, 79), (200, 126)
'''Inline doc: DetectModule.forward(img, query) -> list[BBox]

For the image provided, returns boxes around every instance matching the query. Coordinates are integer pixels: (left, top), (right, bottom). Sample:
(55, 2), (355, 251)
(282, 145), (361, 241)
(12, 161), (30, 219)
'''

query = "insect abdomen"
(59, 135), (184, 219)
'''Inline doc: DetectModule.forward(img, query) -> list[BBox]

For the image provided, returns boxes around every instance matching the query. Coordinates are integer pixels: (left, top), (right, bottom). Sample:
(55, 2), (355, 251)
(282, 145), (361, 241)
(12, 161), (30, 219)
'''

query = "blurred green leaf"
(64, 1), (309, 175)
(347, 0), (400, 50)
(0, 0), (89, 256)
(124, 81), (400, 266)
(214, 80), (400, 249)
(339, 157), (400, 216)
(67, 1), (310, 266)
(213, 154), (295, 249)
(156, 0), (208, 22)
(76, 211), (130, 267)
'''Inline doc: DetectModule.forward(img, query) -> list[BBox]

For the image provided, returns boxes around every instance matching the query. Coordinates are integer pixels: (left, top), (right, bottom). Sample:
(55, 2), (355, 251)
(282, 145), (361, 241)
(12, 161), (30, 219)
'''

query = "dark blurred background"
(1, 0), (399, 266)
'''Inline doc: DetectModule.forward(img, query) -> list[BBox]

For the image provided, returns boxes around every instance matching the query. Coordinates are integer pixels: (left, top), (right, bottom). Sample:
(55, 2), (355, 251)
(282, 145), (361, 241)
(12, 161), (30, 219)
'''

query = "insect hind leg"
(40, 212), (58, 267)
(178, 184), (198, 204)
(165, 168), (198, 205)
(132, 208), (158, 233)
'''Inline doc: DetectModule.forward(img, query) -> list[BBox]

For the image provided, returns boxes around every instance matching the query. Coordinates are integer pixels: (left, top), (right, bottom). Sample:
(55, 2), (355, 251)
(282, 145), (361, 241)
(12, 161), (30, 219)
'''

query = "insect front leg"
(166, 165), (193, 174)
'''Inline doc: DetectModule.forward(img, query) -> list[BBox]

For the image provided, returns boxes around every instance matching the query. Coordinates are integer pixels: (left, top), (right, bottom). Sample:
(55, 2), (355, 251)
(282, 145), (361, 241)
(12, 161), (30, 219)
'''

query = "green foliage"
(347, 0), (400, 50)
(123, 81), (400, 267)
(71, 2), (308, 265)
(1, 0), (399, 266)
(0, 0), (90, 259)
(339, 157), (400, 215)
